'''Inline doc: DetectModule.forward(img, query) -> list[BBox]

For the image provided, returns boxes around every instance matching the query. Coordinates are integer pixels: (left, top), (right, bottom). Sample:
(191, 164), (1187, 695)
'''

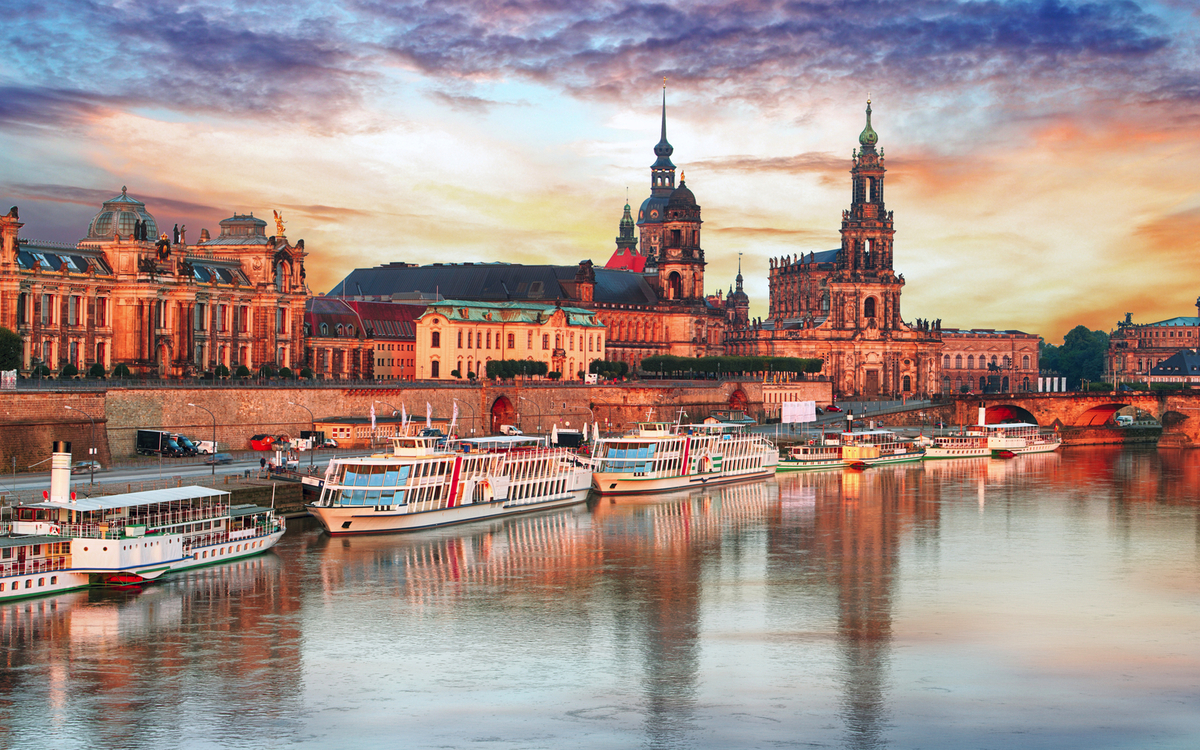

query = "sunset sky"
(3, 1), (1199, 342)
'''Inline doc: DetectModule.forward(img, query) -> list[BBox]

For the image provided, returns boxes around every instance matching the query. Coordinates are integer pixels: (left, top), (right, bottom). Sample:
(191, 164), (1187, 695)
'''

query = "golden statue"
(273, 209), (286, 237)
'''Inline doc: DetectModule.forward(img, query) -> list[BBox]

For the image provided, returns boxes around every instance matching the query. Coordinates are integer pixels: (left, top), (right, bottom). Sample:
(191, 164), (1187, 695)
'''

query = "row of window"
(14, 293), (110, 328)
(943, 354), (1029, 370)
(430, 330), (603, 354)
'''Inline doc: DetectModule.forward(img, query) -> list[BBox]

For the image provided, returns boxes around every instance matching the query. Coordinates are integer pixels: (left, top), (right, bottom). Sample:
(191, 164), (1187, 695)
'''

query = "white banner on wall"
(781, 401), (817, 424)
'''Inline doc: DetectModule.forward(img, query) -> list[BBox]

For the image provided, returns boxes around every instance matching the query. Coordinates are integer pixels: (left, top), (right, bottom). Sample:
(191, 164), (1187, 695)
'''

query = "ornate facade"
(1106, 300), (1200, 384)
(0, 191), (307, 377)
(724, 101), (943, 397)
(724, 102), (1036, 397)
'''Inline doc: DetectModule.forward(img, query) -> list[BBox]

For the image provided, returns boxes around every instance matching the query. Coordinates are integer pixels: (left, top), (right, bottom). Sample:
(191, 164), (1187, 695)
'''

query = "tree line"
(640, 355), (823, 378)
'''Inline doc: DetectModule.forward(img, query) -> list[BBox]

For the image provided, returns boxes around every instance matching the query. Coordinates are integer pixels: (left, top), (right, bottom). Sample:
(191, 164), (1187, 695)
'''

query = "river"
(2, 446), (1198, 749)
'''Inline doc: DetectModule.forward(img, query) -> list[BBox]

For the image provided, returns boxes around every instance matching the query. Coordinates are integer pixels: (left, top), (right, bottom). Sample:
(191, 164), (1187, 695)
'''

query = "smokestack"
(49, 440), (72, 503)
(978, 404), (986, 427)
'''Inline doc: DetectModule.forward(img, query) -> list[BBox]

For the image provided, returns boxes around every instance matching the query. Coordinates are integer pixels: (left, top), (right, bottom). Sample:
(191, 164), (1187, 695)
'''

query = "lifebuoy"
(48, 525), (60, 536)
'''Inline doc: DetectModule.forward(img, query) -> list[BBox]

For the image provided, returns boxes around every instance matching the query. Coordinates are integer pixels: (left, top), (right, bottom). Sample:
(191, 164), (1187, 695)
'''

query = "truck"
(174, 434), (200, 456)
(136, 429), (185, 457)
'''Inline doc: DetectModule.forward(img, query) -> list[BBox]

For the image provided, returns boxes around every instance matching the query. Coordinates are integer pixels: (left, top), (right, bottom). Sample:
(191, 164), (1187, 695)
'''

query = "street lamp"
(519, 396), (541, 433)
(374, 399), (400, 443)
(288, 401), (315, 467)
(187, 402), (217, 476)
(453, 398), (476, 436)
(64, 405), (96, 488)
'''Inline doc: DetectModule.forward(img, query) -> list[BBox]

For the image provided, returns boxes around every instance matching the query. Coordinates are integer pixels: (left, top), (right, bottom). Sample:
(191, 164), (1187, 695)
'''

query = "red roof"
(604, 247), (646, 273)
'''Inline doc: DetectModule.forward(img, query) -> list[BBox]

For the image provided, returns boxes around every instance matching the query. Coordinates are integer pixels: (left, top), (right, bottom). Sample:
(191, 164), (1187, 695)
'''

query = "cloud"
(709, 225), (836, 241)
(690, 152), (846, 175)
(0, 86), (114, 132)
(1, 183), (220, 215)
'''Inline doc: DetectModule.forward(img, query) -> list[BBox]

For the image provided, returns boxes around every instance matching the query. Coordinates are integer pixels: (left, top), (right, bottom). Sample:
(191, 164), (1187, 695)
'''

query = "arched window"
(1022, 377), (1030, 392)
(431, 360), (440, 378)
(431, 331), (441, 348)
(955, 355), (962, 369)
(955, 376), (963, 392)
(967, 355), (974, 370)
(1003, 356), (1011, 368)
(320, 322), (328, 336)
(347, 325), (355, 337)
(820, 293), (829, 312)
(507, 333), (515, 349)
(902, 374), (911, 392)
(942, 375), (951, 393)
(864, 297), (876, 318)
(979, 376), (987, 391)
(943, 355), (951, 369)
(335, 324), (344, 337)
(1022, 355), (1030, 369)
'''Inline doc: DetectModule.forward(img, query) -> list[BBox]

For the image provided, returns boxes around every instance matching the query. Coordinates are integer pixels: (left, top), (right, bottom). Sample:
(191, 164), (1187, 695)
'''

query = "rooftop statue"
(273, 209), (286, 237)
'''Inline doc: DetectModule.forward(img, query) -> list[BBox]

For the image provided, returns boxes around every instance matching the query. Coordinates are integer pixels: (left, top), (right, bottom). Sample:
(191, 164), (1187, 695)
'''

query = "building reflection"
(0, 552), (302, 747)
(772, 466), (940, 750)
(591, 482), (777, 747)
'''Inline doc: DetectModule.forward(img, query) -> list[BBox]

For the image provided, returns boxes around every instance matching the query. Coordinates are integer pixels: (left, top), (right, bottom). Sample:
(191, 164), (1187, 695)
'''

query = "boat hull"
(591, 467), (775, 495)
(308, 490), (590, 535)
(777, 457), (851, 471)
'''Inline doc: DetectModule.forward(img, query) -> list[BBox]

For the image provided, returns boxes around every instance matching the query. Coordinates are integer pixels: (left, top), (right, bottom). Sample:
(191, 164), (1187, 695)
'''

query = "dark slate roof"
(343, 300), (425, 339)
(329, 262), (660, 307)
(1144, 317), (1200, 327)
(1149, 349), (1200, 376)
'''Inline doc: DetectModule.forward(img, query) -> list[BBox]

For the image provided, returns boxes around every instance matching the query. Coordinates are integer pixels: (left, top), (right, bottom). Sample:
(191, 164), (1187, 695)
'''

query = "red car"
(824, 404), (842, 412)
(249, 434), (278, 451)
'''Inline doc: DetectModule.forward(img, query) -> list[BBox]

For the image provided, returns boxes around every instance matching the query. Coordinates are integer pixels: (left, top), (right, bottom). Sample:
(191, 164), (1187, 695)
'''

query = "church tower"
(654, 172), (704, 300)
(636, 82), (677, 262)
(827, 99), (903, 332)
(838, 98), (895, 274)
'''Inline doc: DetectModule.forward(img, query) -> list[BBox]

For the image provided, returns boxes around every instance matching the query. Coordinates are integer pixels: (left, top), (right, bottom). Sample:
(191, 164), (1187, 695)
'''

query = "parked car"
(322, 438), (338, 449)
(70, 460), (103, 474)
(204, 452), (234, 465)
(824, 404), (842, 412)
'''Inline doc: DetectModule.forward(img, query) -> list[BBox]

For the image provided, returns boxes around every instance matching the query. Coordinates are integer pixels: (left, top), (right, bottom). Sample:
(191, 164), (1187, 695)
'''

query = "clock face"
(650, 210), (659, 219)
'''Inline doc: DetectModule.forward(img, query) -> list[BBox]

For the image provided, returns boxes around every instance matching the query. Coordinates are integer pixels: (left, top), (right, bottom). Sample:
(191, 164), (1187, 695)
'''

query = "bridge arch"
(983, 404), (1039, 424)
(1074, 402), (1134, 426)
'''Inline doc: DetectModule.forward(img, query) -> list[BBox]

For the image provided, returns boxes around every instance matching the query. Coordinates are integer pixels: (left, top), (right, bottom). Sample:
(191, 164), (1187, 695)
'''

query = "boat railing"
(0, 558), (69, 578)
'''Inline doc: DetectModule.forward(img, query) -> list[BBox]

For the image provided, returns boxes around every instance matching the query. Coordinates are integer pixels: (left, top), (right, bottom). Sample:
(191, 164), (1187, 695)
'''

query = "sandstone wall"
(0, 391), (111, 473)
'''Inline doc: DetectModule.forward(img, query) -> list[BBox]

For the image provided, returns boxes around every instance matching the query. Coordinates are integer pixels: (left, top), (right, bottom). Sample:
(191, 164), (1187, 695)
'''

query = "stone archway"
(490, 395), (516, 435)
(729, 388), (748, 412)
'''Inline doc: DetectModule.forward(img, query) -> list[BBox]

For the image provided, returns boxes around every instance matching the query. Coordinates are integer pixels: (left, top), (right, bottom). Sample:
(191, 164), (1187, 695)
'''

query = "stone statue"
(173, 224), (179, 244)
(4, 206), (17, 219)
(179, 225), (186, 244)
(273, 210), (286, 237)
(155, 233), (171, 261)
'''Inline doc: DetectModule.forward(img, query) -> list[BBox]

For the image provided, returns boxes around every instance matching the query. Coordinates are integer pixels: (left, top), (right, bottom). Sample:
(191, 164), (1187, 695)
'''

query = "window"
(431, 331), (441, 348)
(902, 375), (911, 391)
(589, 335), (594, 352)
(486, 332), (492, 349)
(218, 304), (227, 332)
(97, 297), (108, 327)
(570, 333), (574, 351)
(18, 292), (28, 325)
(458, 330), (463, 348)
(955, 355), (962, 369)
(1022, 354), (1030, 369)
(542, 334), (549, 350)
(320, 322), (328, 336)
(943, 355), (951, 369)
(967, 355), (974, 370)
(863, 297), (876, 318)
(41, 294), (53, 325)
(527, 331), (533, 349)
(508, 333), (515, 349)
(555, 334), (562, 349)
(431, 360), (440, 378)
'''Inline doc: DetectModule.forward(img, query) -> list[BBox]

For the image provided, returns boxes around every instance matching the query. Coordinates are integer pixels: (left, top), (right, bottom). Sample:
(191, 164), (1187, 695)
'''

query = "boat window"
(385, 467), (400, 486)
(342, 467), (359, 486)
(368, 469), (385, 488)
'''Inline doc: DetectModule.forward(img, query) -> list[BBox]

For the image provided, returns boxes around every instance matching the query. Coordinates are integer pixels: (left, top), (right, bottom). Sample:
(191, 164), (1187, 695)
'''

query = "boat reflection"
(0, 554), (303, 748)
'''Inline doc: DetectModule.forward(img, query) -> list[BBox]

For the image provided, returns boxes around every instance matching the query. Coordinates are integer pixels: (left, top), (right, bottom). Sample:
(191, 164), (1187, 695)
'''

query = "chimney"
(49, 440), (72, 503)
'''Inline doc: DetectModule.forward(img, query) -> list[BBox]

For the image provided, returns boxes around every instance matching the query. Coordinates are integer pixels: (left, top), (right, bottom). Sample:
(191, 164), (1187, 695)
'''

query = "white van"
(1115, 415), (1134, 426)
(194, 440), (217, 454)
(500, 424), (523, 436)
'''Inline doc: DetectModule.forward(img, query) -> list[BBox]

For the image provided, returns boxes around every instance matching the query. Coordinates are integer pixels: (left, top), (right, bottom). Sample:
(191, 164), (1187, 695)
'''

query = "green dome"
(859, 100), (878, 149)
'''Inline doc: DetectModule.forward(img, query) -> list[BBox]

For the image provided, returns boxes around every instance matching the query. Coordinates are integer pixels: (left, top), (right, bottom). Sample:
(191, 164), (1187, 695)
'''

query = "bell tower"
(838, 98), (895, 274)
(636, 81), (677, 262)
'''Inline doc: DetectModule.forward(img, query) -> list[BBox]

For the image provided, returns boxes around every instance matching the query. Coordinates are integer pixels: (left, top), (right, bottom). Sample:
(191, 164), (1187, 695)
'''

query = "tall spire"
(654, 78), (673, 160)
(736, 252), (744, 293)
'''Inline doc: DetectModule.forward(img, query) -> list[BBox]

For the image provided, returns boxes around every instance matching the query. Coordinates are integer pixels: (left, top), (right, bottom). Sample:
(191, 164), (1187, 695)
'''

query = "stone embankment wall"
(2, 378), (818, 471)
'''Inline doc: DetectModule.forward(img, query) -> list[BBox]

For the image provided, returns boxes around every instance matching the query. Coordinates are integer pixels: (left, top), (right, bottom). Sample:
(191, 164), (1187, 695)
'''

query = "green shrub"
(112, 363), (132, 378)
(236, 364), (251, 378)
(88, 362), (106, 378)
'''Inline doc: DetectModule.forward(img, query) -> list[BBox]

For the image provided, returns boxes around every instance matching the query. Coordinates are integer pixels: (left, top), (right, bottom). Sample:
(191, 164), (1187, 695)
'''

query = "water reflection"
(3, 448), (1199, 748)
(0, 555), (302, 749)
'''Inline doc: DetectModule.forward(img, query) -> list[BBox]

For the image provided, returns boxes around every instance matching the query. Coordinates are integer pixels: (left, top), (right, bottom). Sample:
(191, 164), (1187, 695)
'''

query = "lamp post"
(453, 398), (476, 436)
(288, 401), (315, 467)
(519, 396), (541, 434)
(64, 405), (96, 488)
(374, 400), (400, 443)
(188, 402), (217, 476)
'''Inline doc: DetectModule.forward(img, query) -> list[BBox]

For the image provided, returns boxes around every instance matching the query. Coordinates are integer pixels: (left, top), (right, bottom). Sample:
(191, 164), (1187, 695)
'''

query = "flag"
(450, 401), (459, 433)
(551, 424), (559, 445)
(370, 404), (376, 431)
(426, 402), (432, 429)
(401, 404), (407, 431)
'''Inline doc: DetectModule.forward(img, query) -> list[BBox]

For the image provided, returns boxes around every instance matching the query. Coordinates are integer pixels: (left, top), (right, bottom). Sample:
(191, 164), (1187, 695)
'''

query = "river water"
(2, 446), (1199, 750)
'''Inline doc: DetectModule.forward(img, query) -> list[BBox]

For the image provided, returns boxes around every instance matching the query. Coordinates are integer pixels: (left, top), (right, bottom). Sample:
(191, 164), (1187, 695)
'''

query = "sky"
(2, 0), (1200, 343)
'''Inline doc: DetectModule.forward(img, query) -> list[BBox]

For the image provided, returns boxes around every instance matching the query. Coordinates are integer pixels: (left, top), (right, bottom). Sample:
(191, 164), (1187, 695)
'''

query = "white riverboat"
(777, 442), (848, 472)
(1, 443), (284, 602)
(923, 423), (1062, 459)
(590, 422), (778, 495)
(839, 429), (925, 468)
(307, 434), (592, 535)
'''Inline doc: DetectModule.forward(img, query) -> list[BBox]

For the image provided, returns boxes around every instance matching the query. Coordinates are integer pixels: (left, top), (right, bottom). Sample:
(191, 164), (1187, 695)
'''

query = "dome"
(667, 179), (696, 209)
(86, 186), (158, 240)
(638, 194), (669, 225)
(859, 100), (878, 149)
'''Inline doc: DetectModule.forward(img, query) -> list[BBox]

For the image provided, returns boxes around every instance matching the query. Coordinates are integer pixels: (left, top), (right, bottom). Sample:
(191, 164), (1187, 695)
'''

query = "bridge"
(942, 392), (1200, 447)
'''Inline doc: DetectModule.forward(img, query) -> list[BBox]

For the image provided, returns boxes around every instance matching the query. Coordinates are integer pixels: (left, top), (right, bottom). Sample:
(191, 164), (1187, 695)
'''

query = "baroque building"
(0, 190), (307, 377)
(724, 101), (1037, 397)
(724, 101), (943, 396)
(1105, 300), (1200, 384)
(330, 86), (735, 376)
